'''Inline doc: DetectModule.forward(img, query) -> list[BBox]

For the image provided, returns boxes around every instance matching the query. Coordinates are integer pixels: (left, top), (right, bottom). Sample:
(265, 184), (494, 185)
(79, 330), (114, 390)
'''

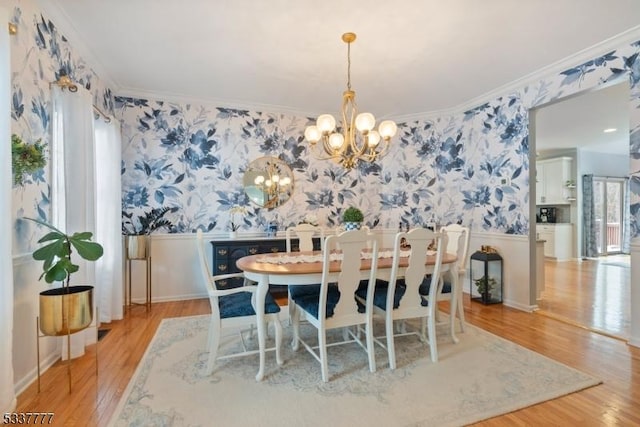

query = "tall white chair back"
(441, 224), (470, 274)
(285, 223), (324, 252)
(367, 228), (445, 368)
(289, 228), (379, 382)
(440, 224), (470, 333)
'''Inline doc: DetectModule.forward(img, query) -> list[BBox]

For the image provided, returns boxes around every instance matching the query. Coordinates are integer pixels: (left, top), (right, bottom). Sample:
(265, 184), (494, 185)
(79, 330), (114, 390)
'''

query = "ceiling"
(535, 81), (630, 156)
(41, 1), (640, 120)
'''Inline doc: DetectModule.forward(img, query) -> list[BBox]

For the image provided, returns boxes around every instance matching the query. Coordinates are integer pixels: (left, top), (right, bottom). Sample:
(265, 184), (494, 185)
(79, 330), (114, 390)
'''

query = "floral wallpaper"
(9, 0), (114, 254)
(115, 41), (640, 238)
(9, 0), (640, 252)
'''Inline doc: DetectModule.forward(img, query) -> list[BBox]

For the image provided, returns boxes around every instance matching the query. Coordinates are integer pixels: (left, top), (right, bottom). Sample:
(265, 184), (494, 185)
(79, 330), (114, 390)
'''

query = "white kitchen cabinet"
(537, 223), (573, 260)
(536, 157), (573, 205)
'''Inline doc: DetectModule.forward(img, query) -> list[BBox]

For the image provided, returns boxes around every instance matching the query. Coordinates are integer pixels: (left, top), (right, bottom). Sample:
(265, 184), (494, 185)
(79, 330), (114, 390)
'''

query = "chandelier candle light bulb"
(304, 32), (397, 170)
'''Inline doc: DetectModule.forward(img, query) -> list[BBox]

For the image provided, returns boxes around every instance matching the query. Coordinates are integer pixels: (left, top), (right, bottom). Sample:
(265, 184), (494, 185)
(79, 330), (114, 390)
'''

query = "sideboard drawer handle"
(270, 247), (279, 253)
(249, 248), (258, 254)
(219, 280), (228, 287)
(218, 249), (228, 256)
(218, 264), (227, 271)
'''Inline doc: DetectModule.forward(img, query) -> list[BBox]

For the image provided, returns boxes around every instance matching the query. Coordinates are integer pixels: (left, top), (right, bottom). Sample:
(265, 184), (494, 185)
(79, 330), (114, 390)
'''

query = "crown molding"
(35, 0), (120, 93)
(393, 25), (640, 124)
(115, 86), (320, 118)
(30, 2), (640, 124)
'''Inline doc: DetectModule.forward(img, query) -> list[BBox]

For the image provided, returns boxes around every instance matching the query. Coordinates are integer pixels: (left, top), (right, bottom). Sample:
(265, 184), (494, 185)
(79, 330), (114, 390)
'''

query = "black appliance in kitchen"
(538, 207), (556, 223)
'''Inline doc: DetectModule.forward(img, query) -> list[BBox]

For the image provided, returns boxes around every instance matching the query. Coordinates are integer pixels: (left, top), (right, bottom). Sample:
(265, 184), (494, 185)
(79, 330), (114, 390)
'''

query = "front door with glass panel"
(593, 178), (625, 255)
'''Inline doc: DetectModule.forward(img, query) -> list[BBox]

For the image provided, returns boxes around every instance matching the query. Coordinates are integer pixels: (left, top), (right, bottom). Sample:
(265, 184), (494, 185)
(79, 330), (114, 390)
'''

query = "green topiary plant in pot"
(342, 207), (364, 230)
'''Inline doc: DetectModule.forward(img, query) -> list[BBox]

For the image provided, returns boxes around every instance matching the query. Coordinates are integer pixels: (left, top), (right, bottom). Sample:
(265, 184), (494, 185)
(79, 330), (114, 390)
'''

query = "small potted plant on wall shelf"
(343, 207), (364, 230)
(122, 207), (174, 259)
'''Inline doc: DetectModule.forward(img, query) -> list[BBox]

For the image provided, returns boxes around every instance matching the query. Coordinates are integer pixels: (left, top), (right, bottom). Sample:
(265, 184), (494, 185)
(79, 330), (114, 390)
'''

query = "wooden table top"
(236, 250), (456, 275)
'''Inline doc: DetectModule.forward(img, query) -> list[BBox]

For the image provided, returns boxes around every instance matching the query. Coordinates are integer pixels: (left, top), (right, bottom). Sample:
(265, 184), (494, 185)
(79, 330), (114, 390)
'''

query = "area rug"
(108, 315), (600, 427)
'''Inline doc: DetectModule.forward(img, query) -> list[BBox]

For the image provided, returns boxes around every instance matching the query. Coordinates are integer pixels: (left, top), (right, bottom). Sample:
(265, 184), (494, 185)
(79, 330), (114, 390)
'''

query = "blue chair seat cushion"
(218, 290), (280, 318)
(355, 279), (407, 312)
(418, 276), (452, 295)
(289, 284), (321, 299)
(291, 284), (340, 319)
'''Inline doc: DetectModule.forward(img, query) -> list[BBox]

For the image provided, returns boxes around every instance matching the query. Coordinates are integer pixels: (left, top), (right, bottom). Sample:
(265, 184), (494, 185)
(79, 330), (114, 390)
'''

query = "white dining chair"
(285, 223), (324, 252)
(439, 223), (470, 332)
(355, 228), (445, 368)
(289, 229), (379, 382)
(284, 223), (325, 324)
(196, 230), (282, 375)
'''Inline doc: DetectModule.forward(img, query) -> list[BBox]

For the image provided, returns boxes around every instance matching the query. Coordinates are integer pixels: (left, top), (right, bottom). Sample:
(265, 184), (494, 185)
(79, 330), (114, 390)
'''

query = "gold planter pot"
(39, 285), (93, 336)
(127, 235), (148, 259)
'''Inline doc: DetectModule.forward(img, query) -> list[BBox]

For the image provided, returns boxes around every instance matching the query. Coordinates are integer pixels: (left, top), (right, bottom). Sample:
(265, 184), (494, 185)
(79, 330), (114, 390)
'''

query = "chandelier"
(304, 32), (397, 170)
(254, 173), (291, 197)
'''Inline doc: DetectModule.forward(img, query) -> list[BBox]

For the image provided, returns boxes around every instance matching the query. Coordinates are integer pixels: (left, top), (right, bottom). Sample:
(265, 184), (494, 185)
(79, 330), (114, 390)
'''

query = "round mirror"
(243, 157), (294, 209)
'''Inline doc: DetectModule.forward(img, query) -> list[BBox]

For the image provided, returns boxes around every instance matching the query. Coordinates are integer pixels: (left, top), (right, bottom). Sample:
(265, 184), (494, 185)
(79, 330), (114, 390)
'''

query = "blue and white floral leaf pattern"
(12, 0), (640, 250)
(11, 87), (24, 120)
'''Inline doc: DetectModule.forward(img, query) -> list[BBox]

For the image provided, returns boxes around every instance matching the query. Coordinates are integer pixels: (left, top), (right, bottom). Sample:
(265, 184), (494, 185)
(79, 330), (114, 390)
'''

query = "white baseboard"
(503, 300), (538, 313)
(13, 351), (59, 396)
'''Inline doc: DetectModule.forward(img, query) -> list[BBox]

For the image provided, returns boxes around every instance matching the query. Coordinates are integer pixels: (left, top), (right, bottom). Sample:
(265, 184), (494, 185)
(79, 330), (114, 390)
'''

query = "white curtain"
(51, 86), (97, 359)
(1, 5), (17, 413)
(94, 118), (123, 322)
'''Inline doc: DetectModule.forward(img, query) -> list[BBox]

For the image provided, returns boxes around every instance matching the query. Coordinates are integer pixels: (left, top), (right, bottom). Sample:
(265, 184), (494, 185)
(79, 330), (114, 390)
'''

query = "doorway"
(531, 80), (631, 339)
(594, 177), (627, 255)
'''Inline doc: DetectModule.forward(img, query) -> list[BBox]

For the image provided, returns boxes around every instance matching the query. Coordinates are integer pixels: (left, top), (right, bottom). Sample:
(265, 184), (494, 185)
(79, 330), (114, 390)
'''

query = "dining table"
(236, 249), (459, 381)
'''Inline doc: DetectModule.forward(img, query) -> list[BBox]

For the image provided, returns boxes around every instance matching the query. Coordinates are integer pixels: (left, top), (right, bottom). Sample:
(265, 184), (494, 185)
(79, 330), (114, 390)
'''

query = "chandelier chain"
(346, 41), (351, 91)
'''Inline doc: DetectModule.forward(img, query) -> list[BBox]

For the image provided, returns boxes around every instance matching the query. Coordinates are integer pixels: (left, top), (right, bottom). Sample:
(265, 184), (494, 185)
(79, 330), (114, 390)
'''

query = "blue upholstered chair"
(355, 228), (445, 368)
(196, 230), (282, 375)
(289, 229), (379, 382)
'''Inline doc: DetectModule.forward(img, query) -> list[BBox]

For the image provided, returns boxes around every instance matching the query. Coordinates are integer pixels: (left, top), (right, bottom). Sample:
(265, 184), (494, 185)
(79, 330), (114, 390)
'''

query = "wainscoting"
(134, 230), (533, 310)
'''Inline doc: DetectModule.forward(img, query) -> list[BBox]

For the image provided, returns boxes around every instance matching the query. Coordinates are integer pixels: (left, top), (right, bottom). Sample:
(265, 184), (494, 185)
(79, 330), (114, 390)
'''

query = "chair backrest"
(332, 225), (371, 251)
(441, 224), (470, 273)
(386, 228), (445, 317)
(196, 230), (215, 293)
(286, 223), (324, 252)
(321, 229), (378, 321)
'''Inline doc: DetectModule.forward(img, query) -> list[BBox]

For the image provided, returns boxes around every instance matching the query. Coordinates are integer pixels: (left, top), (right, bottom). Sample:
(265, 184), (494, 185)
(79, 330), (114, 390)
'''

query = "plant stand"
(125, 236), (152, 310)
(36, 286), (98, 393)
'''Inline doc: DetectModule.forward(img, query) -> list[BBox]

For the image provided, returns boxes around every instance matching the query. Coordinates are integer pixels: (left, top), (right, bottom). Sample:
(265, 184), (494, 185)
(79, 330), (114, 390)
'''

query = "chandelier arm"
(307, 139), (344, 161)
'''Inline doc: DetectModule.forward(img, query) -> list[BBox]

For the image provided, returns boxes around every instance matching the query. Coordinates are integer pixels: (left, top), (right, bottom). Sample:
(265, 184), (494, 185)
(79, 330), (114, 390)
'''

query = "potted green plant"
(26, 217), (104, 337)
(343, 207), (364, 230)
(474, 276), (497, 303)
(122, 207), (174, 259)
(11, 133), (46, 186)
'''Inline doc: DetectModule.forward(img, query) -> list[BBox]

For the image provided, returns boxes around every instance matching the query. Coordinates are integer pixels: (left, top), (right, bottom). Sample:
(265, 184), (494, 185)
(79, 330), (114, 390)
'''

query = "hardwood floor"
(15, 296), (640, 426)
(537, 255), (631, 338)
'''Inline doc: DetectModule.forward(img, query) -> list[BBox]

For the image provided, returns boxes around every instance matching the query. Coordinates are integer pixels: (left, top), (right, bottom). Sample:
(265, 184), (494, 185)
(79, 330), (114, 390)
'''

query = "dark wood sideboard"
(210, 237), (321, 295)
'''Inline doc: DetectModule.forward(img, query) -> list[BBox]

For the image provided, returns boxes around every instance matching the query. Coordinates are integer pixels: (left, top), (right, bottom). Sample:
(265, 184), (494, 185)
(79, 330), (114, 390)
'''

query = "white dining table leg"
(255, 273), (269, 382)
